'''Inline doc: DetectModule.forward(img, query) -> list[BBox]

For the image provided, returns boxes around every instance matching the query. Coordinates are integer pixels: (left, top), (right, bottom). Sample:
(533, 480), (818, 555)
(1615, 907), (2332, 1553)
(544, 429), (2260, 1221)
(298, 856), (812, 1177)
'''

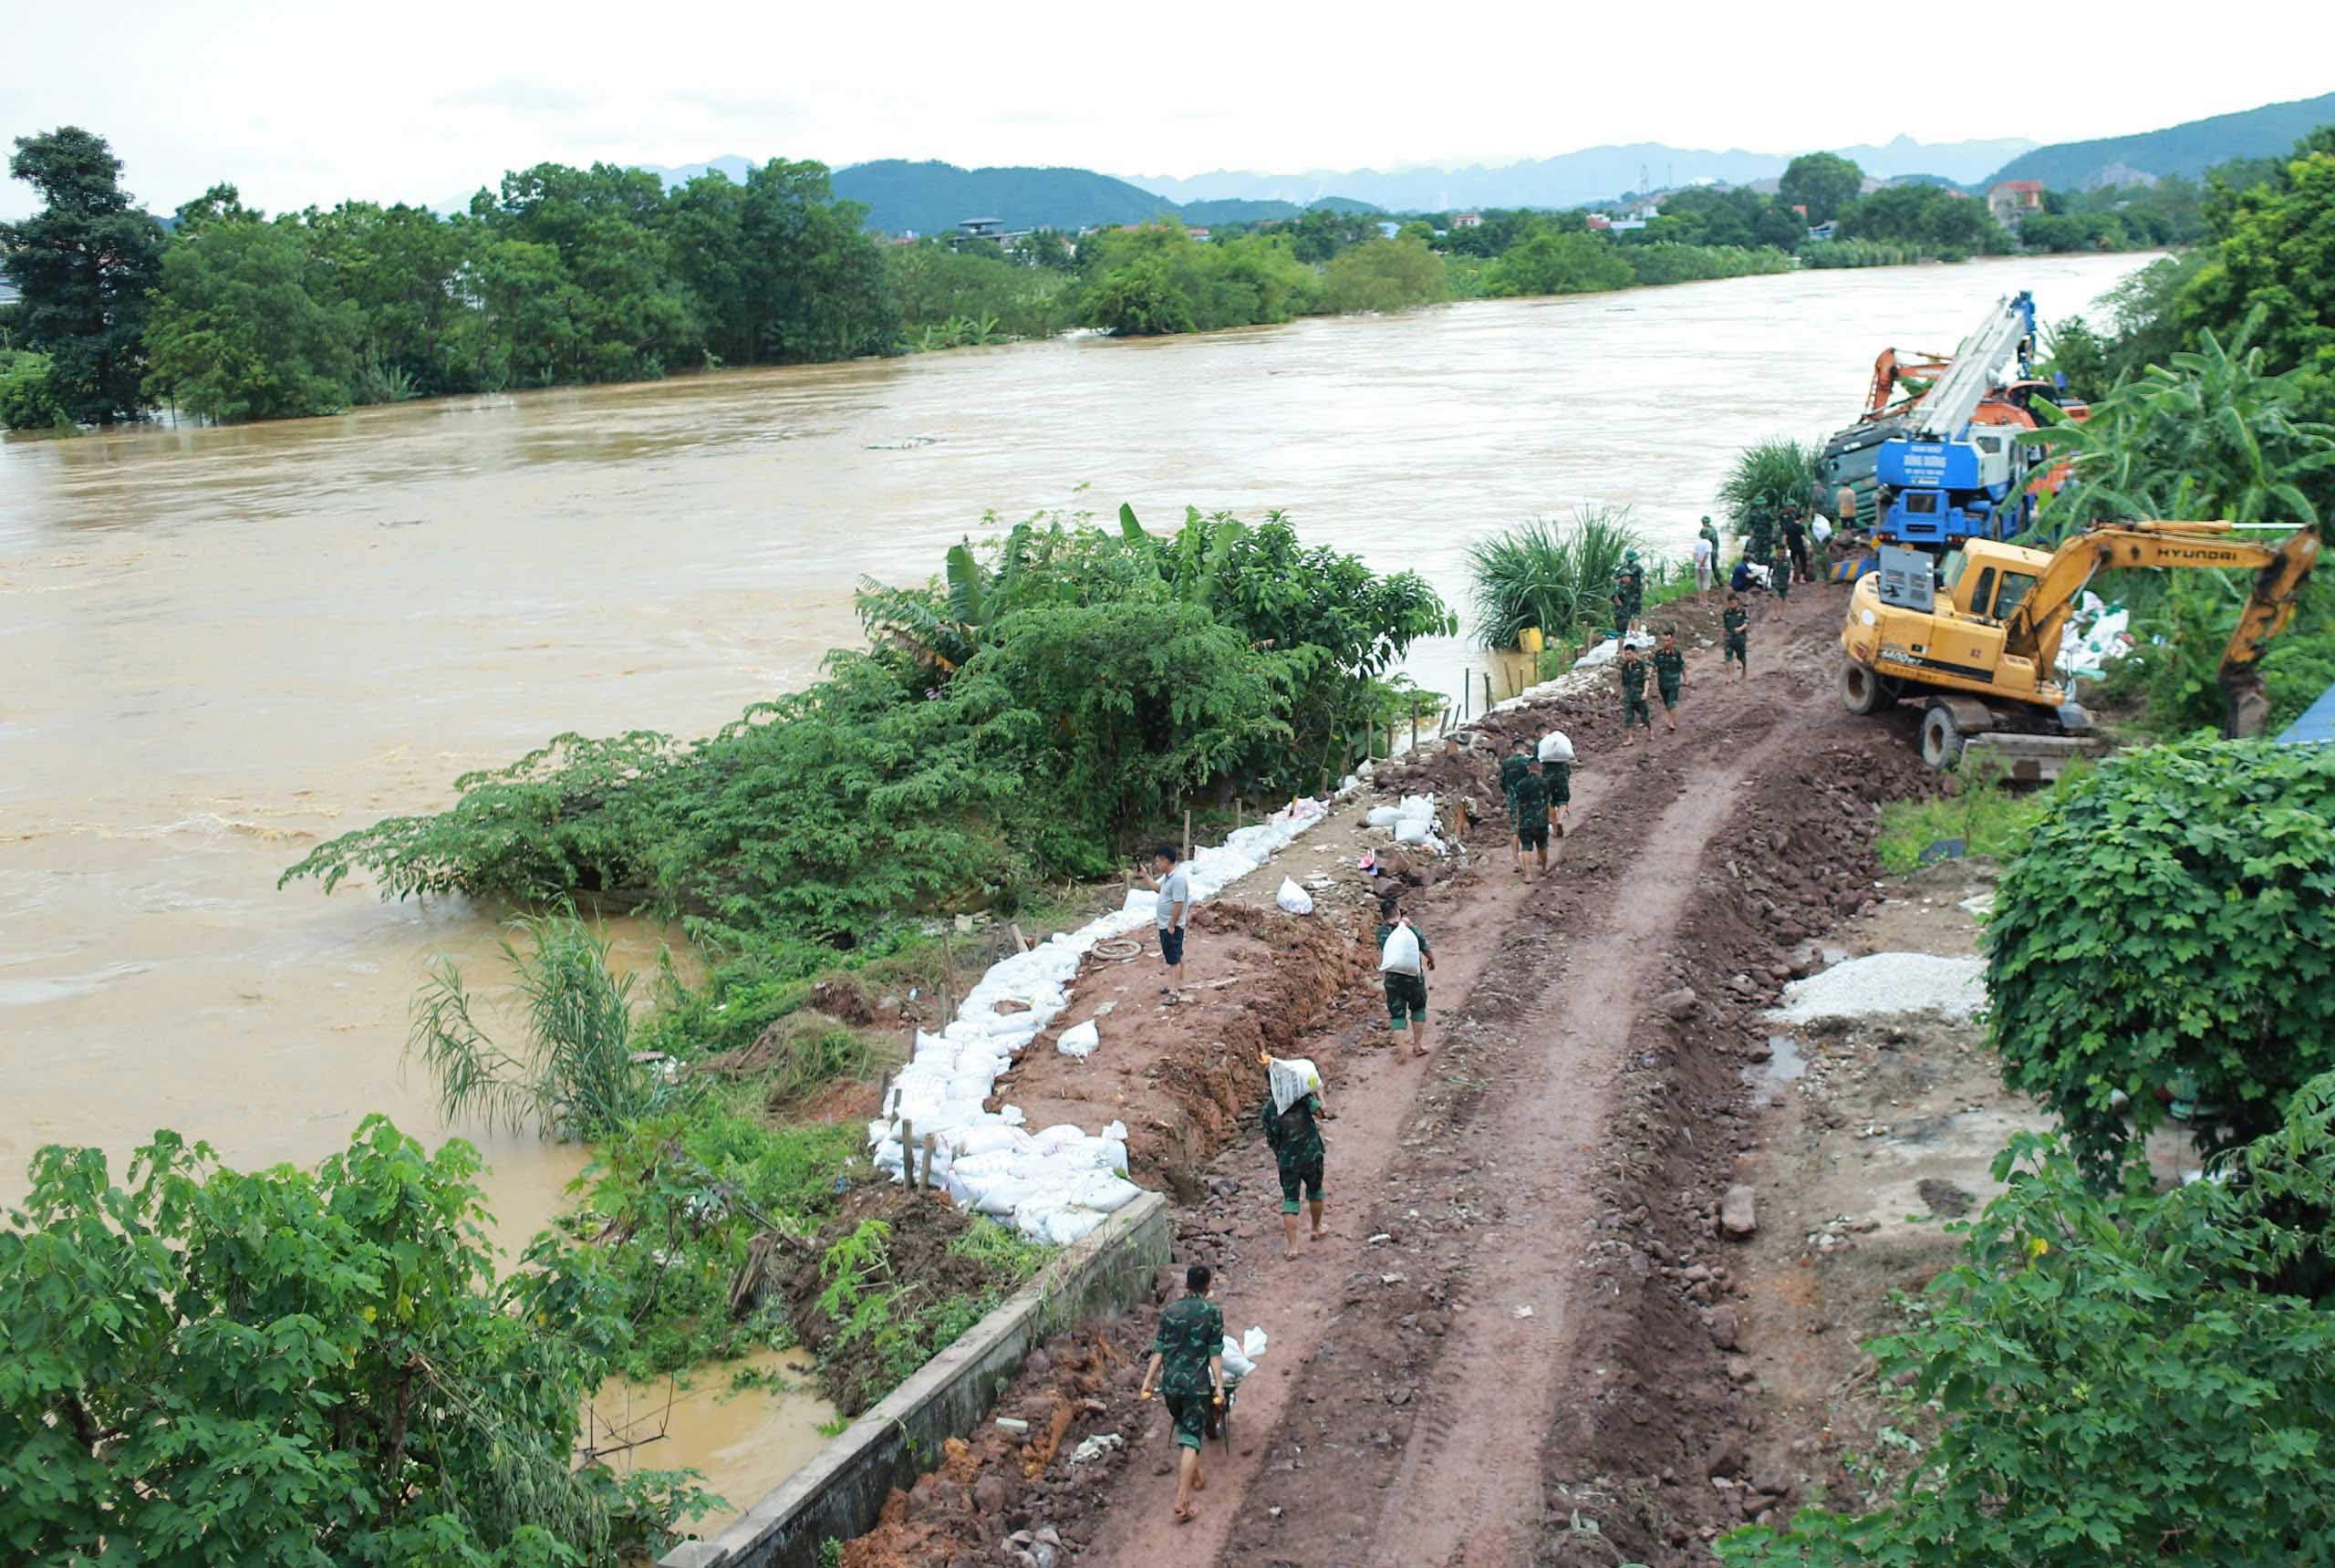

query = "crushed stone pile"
(1764, 953), (1987, 1025)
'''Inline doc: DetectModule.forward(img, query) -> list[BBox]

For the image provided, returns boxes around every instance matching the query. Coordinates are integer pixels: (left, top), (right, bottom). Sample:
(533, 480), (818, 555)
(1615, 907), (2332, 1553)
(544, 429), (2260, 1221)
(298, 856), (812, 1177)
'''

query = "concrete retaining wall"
(661, 1191), (1173, 1568)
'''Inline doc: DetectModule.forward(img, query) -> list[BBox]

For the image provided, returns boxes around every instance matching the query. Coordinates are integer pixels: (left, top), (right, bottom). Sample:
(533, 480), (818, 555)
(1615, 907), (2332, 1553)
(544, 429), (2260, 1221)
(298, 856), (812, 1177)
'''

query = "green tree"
(1985, 739), (2335, 1173)
(1719, 1078), (2335, 1568)
(1483, 229), (1632, 296)
(2178, 143), (2335, 380)
(1837, 183), (2009, 254)
(142, 220), (361, 422)
(1778, 151), (1863, 223)
(0, 127), (165, 422)
(0, 1117), (714, 1565)
(1321, 236), (1449, 314)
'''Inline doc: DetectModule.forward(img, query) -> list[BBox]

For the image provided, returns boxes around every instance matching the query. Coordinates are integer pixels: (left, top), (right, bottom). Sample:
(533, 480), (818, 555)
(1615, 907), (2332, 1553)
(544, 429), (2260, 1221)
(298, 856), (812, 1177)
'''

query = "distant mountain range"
(1983, 90), (2335, 188)
(626, 156), (1378, 235)
(613, 89), (2335, 238)
(1120, 136), (2038, 213)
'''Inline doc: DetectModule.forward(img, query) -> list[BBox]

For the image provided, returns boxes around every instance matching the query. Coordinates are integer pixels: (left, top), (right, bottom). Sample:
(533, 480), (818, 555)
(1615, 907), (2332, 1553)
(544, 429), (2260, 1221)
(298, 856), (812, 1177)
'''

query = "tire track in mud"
(1076, 760), (1657, 1568)
(1220, 694), (1801, 1568)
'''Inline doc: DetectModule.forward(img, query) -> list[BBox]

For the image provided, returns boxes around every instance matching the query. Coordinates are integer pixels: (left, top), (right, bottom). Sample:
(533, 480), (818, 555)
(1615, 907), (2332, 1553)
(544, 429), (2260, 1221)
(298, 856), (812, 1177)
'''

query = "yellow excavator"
(1838, 521), (2320, 774)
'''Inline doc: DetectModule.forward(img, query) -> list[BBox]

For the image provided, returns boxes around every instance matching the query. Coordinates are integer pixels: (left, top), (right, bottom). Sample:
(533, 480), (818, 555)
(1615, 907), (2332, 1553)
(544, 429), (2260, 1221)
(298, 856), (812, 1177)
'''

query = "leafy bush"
(0, 1117), (717, 1565)
(1077, 223), (1319, 336)
(1483, 229), (1633, 297)
(1621, 244), (1794, 286)
(1718, 1078), (2335, 1567)
(1465, 508), (1645, 648)
(1320, 236), (1449, 314)
(577, 1107), (859, 1378)
(0, 348), (74, 431)
(1987, 737), (2335, 1171)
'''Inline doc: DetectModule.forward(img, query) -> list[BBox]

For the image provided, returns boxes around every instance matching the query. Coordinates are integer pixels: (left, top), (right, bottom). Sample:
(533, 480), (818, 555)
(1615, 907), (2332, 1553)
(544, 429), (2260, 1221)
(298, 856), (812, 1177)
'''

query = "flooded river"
(0, 251), (2150, 1510)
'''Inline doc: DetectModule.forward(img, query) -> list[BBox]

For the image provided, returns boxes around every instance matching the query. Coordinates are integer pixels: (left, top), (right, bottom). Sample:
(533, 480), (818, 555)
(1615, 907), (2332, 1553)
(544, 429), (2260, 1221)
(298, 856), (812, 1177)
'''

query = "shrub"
(1464, 508), (1645, 648)
(1987, 737), (2335, 1171)
(1321, 236), (1449, 314)
(1621, 244), (1794, 287)
(1718, 1079), (2335, 1567)
(0, 348), (75, 431)
(1483, 229), (1632, 297)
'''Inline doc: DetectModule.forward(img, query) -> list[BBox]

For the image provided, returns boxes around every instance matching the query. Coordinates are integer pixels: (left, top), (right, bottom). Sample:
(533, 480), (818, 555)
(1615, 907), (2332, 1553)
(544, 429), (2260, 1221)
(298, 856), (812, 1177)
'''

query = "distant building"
(1451, 212), (1483, 229)
(1806, 220), (1839, 243)
(1987, 180), (2045, 231)
(0, 269), (19, 308)
(1585, 213), (1612, 232)
(958, 217), (1007, 241)
(1186, 227), (1210, 243)
(1377, 220), (1401, 240)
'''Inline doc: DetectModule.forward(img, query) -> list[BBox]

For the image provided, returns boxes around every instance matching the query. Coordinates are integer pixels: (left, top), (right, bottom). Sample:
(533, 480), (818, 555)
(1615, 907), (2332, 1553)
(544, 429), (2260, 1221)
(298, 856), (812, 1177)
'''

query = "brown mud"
(830, 582), (1956, 1567)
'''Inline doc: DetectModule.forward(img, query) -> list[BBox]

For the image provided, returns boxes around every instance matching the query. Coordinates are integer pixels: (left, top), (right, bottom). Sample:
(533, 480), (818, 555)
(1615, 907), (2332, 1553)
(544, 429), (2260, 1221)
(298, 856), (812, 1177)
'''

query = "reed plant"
(1465, 507), (1645, 648)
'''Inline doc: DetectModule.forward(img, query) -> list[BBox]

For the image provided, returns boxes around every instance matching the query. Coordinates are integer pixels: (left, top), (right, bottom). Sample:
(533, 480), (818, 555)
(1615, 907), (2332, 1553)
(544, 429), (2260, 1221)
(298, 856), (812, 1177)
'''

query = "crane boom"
(1907, 293), (2037, 441)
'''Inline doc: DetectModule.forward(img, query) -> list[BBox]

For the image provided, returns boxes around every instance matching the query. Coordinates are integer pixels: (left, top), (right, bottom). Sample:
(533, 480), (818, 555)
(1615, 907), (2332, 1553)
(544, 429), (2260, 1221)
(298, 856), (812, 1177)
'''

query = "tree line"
(0, 130), (2296, 431)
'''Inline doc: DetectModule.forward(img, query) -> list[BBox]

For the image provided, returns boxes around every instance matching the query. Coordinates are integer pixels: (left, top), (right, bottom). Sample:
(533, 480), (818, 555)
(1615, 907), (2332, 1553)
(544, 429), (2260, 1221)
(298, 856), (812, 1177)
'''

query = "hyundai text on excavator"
(1838, 522), (2320, 774)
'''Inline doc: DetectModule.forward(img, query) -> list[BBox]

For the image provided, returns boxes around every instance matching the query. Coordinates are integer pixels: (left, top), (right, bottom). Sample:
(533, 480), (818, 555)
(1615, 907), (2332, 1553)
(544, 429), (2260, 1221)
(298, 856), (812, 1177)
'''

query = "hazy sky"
(5, 0), (2330, 219)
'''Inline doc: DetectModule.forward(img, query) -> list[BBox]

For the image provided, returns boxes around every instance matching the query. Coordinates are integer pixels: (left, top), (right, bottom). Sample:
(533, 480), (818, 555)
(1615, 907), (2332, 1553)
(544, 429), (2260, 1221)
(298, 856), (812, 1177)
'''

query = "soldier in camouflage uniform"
(1769, 527), (1793, 603)
(1138, 1263), (1226, 1522)
(1499, 738), (1533, 873)
(1261, 1077), (1327, 1259)
(1653, 629), (1687, 732)
(1612, 549), (1647, 639)
(1375, 893), (1438, 1058)
(1723, 594), (1750, 681)
(1513, 755), (1552, 880)
(1620, 644), (1654, 746)
(1746, 504), (1775, 563)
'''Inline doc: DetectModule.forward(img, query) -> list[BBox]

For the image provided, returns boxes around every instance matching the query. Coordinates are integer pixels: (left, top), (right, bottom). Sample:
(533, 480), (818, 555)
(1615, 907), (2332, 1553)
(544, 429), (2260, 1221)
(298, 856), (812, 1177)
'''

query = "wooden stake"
(898, 1117), (915, 1183)
(918, 1133), (937, 1192)
(1411, 697), (1419, 751)
(1182, 808), (1192, 865)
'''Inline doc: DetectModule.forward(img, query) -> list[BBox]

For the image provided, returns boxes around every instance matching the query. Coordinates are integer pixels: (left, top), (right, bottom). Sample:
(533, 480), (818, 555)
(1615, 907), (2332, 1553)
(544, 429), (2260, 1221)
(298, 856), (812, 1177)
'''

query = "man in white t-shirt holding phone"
(1136, 843), (1192, 1002)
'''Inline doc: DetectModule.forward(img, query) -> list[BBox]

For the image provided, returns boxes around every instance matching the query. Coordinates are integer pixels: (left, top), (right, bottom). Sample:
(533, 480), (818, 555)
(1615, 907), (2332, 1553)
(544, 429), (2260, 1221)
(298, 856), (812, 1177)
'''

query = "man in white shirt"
(1136, 843), (1193, 1002)
(1691, 530), (1715, 592)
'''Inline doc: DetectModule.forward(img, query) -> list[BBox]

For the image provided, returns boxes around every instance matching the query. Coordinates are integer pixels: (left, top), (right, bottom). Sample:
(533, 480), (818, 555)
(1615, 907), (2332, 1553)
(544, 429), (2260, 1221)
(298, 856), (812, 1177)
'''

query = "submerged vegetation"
(284, 506), (1451, 955)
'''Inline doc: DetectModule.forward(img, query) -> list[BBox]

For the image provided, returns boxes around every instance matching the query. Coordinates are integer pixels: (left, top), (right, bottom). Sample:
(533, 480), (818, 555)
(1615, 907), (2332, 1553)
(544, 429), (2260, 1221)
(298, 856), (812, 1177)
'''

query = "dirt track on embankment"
(838, 581), (1941, 1568)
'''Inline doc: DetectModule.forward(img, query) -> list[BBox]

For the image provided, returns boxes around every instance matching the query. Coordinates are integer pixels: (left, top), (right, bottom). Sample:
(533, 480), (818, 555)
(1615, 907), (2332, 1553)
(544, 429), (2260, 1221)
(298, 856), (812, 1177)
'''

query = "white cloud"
(4, 0), (2330, 219)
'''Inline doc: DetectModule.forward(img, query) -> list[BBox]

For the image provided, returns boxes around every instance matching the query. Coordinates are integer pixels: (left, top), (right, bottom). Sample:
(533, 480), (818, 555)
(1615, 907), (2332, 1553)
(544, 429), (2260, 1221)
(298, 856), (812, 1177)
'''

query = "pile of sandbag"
(1362, 793), (1445, 851)
(869, 794), (1338, 1242)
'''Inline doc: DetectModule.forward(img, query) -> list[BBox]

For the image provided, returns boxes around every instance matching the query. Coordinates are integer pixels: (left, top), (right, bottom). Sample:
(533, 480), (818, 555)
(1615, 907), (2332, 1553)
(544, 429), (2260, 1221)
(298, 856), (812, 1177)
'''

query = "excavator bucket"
(2220, 526), (2319, 739)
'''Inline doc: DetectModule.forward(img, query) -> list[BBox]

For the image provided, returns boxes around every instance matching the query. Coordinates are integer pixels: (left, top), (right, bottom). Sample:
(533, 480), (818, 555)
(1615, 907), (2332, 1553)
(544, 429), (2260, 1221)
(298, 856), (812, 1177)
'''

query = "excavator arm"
(2001, 522), (2320, 736)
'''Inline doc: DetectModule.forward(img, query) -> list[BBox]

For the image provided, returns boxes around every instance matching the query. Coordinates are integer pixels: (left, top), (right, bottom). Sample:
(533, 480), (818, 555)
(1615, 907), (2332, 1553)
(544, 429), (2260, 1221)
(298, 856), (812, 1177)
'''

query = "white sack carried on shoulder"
(1056, 1019), (1100, 1058)
(1267, 1056), (1322, 1116)
(1538, 730), (1574, 763)
(1379, 922), (1423, 975)
(1275, 877), (1314, 915)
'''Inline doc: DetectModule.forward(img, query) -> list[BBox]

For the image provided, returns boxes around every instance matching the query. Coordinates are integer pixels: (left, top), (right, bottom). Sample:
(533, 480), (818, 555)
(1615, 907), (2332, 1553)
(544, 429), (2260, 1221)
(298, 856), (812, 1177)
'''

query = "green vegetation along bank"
(14, 119), (2298, 432)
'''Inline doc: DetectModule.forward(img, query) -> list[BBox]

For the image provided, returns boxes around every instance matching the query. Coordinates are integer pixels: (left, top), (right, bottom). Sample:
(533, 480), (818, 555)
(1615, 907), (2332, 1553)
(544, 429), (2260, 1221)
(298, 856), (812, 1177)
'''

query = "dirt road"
(840, 584), (1940, 1568)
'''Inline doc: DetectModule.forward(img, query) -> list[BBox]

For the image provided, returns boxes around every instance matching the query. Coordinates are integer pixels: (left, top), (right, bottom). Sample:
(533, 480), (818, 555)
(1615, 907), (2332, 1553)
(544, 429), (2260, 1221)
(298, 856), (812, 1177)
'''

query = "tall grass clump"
(408, 909), (695, 1141)
(1717, 438), (1823, 535)
(1466, 507), (1645, 648)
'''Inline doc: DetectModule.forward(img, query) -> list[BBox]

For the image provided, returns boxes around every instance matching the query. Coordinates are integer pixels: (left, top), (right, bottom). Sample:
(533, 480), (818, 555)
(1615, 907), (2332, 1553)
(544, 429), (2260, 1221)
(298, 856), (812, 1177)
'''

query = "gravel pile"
(1765, 953), (1987, 1025)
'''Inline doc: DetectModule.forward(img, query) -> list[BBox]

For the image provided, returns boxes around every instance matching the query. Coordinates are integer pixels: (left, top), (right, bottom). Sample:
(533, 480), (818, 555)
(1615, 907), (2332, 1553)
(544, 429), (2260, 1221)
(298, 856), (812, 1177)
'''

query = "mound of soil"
(777, 1186), (1003, 1415)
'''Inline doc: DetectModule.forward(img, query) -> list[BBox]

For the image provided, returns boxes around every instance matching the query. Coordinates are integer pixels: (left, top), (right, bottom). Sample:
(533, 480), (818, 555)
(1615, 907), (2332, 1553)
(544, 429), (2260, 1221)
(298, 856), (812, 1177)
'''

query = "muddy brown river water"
(0, 252), (2150, 1513)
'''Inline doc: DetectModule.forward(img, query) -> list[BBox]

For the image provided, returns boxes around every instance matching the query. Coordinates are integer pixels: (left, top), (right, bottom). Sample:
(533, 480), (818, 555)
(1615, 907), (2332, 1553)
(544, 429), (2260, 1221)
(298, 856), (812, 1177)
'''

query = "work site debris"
(1765, 952), (1987, 1025)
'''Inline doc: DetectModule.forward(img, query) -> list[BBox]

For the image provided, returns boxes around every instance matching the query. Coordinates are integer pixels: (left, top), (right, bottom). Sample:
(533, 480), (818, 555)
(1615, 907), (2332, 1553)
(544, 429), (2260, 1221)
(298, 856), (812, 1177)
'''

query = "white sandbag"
(1012, 1198), (1068, 1241)
(1032, 1123), (1088, 1155)
(1393, 818), (1431, 845)
(1063, 1171), (1143, 1213)
(1000, 1104), (1028, 1127)
(1038, 1208), (1107, 1246)
(1267, 1056), (1323, 1115)
(1275, 877), (1314, 915)
(1538, 730), (1574, 763)
(1379, 922), (1422, 975)
(1365, 805), (1402, 827)
(1056, 1019), (1101, 1059)
(1396, 793), (1436, 822)
(1242, 1325), (1267, 1361)
(972, 1178), (1039, 1217)
(947, 1124), (1027, 1158)
(1576, 639), (1619, 668)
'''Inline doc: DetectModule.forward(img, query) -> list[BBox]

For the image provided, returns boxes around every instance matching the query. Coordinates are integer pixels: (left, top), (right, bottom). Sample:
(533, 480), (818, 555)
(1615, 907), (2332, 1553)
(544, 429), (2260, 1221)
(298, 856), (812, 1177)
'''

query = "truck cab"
(1876, 426), (2031, 546)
